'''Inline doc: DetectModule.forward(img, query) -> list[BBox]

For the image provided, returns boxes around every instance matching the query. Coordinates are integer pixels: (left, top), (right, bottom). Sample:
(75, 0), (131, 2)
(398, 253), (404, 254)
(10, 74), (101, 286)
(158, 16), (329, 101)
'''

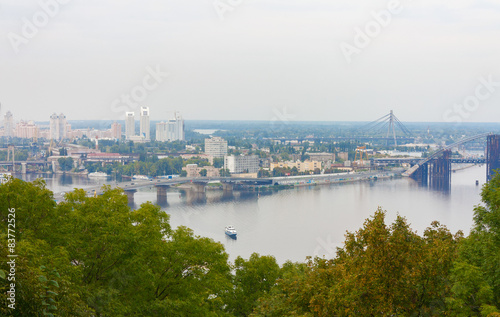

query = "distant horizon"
(27, 119), (500, 125)
(1, 1), (499, 123)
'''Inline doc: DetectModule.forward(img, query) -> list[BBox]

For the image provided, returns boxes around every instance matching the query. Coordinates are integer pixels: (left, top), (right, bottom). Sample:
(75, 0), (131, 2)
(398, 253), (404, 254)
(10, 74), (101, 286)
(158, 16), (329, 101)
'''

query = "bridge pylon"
(487, 134), (500, 181)
(429, 150), (451, 191)
(7, 145), (15, 172)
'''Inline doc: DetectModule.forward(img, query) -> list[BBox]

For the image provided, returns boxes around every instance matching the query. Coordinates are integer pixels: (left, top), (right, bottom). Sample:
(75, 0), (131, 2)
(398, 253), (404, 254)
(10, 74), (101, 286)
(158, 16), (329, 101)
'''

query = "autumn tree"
(253, 209), (460, 316)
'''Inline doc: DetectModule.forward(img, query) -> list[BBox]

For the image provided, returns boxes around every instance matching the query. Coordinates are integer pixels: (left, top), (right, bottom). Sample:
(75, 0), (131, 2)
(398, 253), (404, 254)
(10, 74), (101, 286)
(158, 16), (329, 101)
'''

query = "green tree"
(58, 157), (74, 172)
(213, 157), (224, 168)
(254, 209), (460, 316)
(258, 169), (270, 178)
(227, 253), (281, 316)
(447, 173), (500, 315)
(147, 226), (233, 316)
(220, 168), (231, 177)
(0, 177), (93, 316)
(199, 169), (208, 177)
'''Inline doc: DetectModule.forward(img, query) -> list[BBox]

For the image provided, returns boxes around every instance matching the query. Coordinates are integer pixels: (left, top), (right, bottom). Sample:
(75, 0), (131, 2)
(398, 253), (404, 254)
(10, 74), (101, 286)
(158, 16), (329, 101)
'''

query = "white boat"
(132, 175), (150, 180)
(0, 172), (12, 184)
(225, 226), (237, 239)
(88, 172), (108, 178)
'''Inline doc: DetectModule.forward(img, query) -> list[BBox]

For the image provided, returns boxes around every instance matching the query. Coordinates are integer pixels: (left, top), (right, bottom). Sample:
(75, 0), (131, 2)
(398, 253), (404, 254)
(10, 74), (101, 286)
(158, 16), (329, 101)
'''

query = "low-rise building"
(270, 160), (322, 173)
(306, 152), (336, 162)
(182, 164), (220, 177)
(337, 152), (349, 161)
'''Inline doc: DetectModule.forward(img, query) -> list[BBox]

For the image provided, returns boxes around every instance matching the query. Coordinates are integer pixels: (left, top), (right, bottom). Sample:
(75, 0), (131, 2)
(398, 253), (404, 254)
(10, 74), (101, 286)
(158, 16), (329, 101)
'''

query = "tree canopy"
(1, 174), (500, 316)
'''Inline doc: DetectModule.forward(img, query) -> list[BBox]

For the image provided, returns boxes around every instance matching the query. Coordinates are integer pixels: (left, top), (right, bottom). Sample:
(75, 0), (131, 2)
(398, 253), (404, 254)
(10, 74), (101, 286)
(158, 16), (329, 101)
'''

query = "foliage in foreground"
(0, 174), (499, 316)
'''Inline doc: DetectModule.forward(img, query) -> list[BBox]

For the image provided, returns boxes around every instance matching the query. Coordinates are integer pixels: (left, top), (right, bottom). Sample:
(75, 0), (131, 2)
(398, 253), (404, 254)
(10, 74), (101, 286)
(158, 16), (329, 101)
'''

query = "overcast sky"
(1, 0), (500, 123)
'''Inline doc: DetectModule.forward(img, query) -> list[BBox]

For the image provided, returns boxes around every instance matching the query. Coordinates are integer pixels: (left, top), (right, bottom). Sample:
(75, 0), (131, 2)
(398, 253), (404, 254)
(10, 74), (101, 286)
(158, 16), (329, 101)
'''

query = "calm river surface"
(18, 165), (486, 264)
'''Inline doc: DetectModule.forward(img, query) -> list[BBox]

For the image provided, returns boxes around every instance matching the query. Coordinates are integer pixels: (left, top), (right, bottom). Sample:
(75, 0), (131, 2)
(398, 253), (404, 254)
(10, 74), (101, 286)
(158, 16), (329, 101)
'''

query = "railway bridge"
(401, 133), (500, 190)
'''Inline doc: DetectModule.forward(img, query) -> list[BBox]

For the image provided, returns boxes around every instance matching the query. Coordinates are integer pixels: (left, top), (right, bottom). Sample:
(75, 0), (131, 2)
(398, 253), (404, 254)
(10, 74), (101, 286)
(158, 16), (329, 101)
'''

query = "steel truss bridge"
(373, 158), (486, 165)
(398, 133), (500, 190)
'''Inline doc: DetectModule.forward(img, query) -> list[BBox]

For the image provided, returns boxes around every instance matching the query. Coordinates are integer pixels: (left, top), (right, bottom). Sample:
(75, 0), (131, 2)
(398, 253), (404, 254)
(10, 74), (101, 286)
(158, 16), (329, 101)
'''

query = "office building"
(205, 137), (228, 158)
(224, 155), (259, 174)
(140, 106), (150, 140)
(125, 112), (135, 139)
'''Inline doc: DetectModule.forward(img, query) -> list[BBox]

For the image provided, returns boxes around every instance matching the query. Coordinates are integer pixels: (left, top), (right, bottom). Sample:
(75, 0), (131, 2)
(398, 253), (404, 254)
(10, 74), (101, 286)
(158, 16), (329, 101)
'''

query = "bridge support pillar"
(21, 163), (27, 174)
(487, 134), (500, 181)
(430, 150), (451, 191)
(191, 182), (206, 194)
(221, 183), (234, 200)
(185, 182), (207, 204)
(7, 146), (15, 172)
(123, 189), (137, 205)
(155, 185), (170, 205)
(222, 183), (233, 193)
(410, 163), (428, 186)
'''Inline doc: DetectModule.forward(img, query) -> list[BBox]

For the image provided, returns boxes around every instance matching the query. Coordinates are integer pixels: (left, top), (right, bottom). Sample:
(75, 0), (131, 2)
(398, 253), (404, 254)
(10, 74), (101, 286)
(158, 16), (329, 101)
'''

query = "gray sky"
(1, 0), (500, 123)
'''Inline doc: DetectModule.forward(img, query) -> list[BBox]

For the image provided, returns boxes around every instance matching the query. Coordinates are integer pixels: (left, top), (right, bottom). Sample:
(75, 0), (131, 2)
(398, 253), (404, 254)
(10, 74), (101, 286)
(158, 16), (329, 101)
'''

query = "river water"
(16, 165), (486, 264)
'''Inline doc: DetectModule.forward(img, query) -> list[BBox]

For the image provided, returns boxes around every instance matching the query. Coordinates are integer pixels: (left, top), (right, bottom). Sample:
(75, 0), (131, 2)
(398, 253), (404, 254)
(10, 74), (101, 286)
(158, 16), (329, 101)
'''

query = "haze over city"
(1, 0), (500, 122)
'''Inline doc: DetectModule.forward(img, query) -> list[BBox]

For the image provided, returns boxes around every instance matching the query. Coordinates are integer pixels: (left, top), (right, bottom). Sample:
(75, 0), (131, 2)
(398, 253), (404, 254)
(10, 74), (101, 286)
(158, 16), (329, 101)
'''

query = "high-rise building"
(224, 155), (259, 174)
(111, 122), (122, 139)
(140, 106), (150, 140)
(156, 122), (168, 141)
(49, 113), (70, 140)
(15, 120), (38, 139)
(4, 111), (13, 137)
(156, 111), (185, 142)
(58, 113), (67, 140)
(205, 137), (227, 158)
(173, 111), (184, 141)
(125, 112), (135, 139)
(50, 113), (59, 140)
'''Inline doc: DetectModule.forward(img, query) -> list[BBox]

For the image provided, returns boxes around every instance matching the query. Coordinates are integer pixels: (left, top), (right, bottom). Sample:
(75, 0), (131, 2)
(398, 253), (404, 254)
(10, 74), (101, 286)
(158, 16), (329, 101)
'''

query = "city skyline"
(1, 1), (500, 122)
